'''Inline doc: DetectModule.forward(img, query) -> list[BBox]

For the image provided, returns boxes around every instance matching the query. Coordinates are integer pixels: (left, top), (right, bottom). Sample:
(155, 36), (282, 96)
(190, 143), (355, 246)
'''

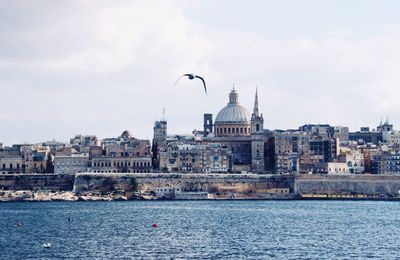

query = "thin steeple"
(253, 87), (259, 117)
(162, 107), (166, 121)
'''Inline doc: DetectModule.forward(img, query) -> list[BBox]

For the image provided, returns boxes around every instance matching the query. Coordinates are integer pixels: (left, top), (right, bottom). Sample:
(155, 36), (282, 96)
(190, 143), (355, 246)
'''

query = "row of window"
(2, 163), (20, 170)
(216, 127), (250, 135)
(91, 170), (150, 173)
(92, 161), (151, 167)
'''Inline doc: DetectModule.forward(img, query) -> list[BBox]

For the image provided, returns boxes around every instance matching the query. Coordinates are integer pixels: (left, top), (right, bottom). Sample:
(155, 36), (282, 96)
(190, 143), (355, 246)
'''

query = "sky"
(1, 0), (400, 145)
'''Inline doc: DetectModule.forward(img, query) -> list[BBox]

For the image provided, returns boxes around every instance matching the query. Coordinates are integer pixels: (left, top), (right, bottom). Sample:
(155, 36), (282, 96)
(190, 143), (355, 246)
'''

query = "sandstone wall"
(0, 174), (75, 191)
(294, 174), (400, 196)
(73, 173), (295, 194)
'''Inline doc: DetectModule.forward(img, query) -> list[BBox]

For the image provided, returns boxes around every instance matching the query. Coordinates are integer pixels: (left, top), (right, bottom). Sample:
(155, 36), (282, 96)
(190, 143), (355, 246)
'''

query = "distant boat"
(42, 243), (51, 249)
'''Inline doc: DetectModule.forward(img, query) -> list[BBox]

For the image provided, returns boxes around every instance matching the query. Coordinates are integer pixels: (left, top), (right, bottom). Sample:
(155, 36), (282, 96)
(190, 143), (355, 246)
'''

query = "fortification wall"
(294, 174), (400, 196)
(73, 173), (295, 194)
(0, 174), (75, 191)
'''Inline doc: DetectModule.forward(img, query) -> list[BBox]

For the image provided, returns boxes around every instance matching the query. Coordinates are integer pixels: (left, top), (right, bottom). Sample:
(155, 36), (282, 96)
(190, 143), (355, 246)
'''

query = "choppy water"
(1, 200), (400, 259)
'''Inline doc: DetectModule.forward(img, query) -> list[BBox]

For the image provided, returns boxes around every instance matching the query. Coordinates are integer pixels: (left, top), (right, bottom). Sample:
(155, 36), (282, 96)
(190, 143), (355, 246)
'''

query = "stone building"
(349, 127), (383, 145)
(90, 156), (152, 173)
(265, 131), (309, 174)
(159, 142), (230, 173)
(208, 88), (264, 172)
(152, 119), (168, 171)
(371, 153), (400, 174)
(0, 156), (23, 174)
(88, 130), (152, 173)
(54, 153), (89, 175)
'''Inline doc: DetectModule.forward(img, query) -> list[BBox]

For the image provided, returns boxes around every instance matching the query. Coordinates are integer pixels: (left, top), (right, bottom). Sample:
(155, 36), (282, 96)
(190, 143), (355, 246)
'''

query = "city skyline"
(2, 1), (400, 144)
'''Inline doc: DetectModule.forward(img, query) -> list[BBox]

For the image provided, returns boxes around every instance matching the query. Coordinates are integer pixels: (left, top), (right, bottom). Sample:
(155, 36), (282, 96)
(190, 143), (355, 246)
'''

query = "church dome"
(121, 130), (132, 138)
(215, 89), (250, 124)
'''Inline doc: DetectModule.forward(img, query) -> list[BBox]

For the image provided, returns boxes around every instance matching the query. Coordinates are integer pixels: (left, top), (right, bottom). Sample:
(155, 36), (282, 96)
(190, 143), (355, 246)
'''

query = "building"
(152, 119), (168, 171)
(327, 162), (348, 174)
(54, 153), (89, 175)
(209, 88), (263, 172)
(159, 142), (231, 173)
(0, 156), (23, 174)
(371, 153), (400, 174)
(90, 156), (152, 173)
(88, 130), (152, 173)
(349, 126), (383, 145)
(333, 126), (349, 142)
(265, 131), (309, 174)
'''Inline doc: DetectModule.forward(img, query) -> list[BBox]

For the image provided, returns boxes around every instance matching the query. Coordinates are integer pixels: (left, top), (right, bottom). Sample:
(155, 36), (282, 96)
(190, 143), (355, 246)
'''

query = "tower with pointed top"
(377, 116), (393, 132)
(251, 88), (265, 173)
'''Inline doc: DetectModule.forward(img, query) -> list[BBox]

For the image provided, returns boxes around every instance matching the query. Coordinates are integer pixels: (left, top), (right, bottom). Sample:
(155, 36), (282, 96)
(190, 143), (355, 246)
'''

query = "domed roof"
(121, 130), (132, 138)
(215, 89), (250, 124)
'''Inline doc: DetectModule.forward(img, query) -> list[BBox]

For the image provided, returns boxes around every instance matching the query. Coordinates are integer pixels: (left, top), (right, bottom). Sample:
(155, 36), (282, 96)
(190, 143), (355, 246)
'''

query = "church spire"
(253, 87), (259, 117)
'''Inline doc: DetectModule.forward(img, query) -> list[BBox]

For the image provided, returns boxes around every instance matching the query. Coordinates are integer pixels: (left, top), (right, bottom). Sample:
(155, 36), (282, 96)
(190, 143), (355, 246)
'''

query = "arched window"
(256, 124), (260, 132)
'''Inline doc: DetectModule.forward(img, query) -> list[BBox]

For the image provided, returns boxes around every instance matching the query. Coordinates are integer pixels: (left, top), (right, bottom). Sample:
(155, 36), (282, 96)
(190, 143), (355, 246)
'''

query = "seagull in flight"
(174, 74), (207, 95)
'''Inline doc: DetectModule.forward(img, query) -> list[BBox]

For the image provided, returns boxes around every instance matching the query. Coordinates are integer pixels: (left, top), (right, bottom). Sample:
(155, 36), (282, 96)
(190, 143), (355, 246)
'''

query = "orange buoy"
(152, 223), (159, 228)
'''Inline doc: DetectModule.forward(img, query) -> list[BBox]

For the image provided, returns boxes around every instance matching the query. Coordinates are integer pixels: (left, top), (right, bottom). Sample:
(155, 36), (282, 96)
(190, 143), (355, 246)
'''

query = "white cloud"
(1, 1), (400, 145)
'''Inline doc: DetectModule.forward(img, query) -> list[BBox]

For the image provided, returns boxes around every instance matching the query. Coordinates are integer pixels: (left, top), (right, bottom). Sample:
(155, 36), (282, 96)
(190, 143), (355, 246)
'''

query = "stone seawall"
(2, 173), (400, 200)
(0, 174), (75, 191)
(73, 173), (295, 194)
(294, 174), (400, 196)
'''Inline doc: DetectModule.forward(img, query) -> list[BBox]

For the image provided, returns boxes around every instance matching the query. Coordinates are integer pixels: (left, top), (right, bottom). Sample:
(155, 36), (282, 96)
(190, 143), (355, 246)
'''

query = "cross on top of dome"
(229, 88), (239, 104)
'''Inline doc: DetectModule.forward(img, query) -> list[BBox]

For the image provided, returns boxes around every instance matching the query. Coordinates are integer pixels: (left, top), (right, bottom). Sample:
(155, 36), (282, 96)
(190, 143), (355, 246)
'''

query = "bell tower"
(203, 113), (213, 136)
(251, 88), (265, 173)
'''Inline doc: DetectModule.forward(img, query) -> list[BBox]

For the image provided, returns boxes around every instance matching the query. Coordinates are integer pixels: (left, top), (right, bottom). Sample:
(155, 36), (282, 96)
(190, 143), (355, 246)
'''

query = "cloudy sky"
(1, 0), (400, 145)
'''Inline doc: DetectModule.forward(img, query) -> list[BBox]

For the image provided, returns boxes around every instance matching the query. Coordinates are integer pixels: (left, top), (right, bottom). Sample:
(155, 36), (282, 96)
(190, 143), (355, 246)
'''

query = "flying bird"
(174, 74), (207, 95)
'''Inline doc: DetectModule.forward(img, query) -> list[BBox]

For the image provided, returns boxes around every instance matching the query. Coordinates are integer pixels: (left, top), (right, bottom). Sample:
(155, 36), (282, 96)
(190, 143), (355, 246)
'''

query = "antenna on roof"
(162, 107), (166, 121)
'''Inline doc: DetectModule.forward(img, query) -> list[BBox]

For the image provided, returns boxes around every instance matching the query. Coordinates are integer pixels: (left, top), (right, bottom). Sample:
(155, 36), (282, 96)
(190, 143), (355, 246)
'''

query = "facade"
(0, 156), (23, 174)
(349, 127), (383, 145)
(89, 131), (152, 173)
(333, 126), (349, 142)
(382, 131), (400, 145)
(328, 162), (348, 174)
(371, 153), (400, 174)
(54, 153), (89, 175)
(90, 156), (152, 173)
(265, 131), (309, 174)
(159, 142), (230, 173)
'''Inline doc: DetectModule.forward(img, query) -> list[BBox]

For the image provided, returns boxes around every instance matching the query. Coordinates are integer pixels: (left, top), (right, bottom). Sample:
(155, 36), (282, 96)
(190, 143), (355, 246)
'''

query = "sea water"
(1, 200), (400, 259)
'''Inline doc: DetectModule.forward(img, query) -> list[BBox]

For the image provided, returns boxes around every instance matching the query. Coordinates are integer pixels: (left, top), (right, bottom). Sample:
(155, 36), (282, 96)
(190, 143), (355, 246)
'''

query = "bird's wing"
(174, 74), (191, 86)
(195, 75), (207, 95)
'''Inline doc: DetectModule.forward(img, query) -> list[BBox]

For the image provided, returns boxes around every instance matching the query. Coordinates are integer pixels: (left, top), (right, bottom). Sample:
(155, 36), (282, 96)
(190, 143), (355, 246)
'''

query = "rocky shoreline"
(0, 190), (151, 202)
